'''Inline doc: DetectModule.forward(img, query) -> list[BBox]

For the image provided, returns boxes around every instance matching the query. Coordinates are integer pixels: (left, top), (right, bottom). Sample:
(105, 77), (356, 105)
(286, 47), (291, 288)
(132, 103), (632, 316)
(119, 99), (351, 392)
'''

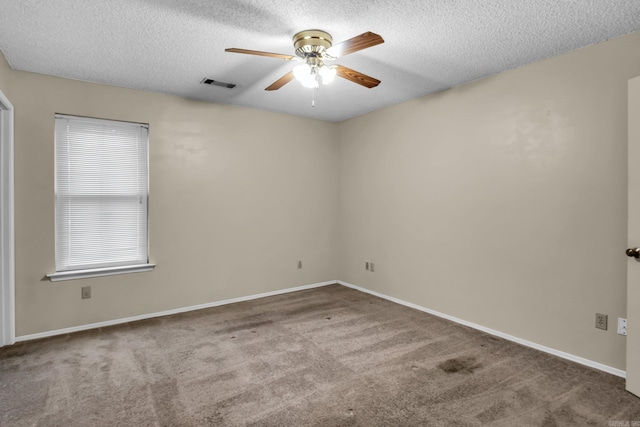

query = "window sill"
(47, 263), (156, 282)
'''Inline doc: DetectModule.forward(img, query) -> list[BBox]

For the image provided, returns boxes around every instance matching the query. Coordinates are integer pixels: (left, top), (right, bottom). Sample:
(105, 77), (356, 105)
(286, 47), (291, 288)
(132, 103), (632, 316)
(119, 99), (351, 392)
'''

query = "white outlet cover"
(618, 318), (628, 336)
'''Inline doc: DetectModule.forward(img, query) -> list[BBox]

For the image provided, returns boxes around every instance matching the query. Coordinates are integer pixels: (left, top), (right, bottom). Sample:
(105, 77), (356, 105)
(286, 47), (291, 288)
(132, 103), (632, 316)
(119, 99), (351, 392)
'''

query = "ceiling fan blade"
(335, 65), (381, 89)
(326, 32), (384, 58)
(265, 71), (295, 91)
(225, 48), (295, 61)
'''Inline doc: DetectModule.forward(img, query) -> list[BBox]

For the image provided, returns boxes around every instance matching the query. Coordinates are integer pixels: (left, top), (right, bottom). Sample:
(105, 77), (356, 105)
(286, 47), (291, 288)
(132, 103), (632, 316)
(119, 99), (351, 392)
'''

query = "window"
(47, 114), (154, 281)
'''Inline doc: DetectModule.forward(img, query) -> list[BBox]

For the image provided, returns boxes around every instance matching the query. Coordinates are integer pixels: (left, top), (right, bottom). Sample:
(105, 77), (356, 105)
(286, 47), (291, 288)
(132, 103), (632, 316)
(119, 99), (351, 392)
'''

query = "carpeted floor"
(1, 284), (640, 426)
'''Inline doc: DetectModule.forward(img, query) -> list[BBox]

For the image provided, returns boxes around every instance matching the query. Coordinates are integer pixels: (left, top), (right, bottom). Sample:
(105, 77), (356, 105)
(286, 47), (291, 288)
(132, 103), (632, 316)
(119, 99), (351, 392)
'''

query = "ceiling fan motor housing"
(293, 29), (333, 58)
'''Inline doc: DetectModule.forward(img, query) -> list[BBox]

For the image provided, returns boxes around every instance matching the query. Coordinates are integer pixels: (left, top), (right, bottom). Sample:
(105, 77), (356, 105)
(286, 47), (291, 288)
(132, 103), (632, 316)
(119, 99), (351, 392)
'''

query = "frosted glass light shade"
(293, 64), (311, 81)
(319, 65), (336, 85)
(301, 77), (319, 88)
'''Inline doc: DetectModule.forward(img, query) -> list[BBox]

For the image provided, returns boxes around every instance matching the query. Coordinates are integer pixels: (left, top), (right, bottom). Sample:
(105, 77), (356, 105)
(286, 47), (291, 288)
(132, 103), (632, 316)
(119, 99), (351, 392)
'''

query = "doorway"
(0, 89), (14, 347)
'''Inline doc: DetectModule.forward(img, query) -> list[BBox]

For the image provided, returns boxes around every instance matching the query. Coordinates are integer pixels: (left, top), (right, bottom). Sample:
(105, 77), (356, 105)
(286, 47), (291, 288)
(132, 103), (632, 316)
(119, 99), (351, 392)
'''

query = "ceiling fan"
(225, 30), (384, 91)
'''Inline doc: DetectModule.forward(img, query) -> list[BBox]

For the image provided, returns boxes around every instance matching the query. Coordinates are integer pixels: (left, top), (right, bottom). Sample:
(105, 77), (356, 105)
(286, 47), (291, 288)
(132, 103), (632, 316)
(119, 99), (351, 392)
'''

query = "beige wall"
(338, 31), (640, 371)
(5, 65), (338, 336)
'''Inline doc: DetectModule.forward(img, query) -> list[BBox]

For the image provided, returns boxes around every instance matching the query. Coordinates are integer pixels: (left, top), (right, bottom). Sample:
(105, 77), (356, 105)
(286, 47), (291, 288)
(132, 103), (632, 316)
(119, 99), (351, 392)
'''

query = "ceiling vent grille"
(201, 78), (236, 89)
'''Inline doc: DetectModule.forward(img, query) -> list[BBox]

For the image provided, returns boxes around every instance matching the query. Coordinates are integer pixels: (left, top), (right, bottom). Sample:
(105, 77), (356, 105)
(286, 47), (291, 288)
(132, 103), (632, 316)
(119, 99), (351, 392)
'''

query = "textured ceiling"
(1, 1), (640, 122)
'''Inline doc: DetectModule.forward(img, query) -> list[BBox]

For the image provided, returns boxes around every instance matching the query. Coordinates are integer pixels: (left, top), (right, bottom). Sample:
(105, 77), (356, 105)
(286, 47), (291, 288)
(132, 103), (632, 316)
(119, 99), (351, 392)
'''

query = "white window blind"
(54, 114), (149, 272)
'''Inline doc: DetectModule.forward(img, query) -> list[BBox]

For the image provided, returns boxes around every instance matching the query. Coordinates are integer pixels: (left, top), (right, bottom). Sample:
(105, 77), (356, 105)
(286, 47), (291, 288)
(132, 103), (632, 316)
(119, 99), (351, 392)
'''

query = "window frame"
(47, 114), (154, 282)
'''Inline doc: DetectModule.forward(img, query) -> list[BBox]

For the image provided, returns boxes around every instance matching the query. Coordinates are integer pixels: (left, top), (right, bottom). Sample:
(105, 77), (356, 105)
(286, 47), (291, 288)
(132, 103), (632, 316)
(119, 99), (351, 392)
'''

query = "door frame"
(0, 89), (14, 347)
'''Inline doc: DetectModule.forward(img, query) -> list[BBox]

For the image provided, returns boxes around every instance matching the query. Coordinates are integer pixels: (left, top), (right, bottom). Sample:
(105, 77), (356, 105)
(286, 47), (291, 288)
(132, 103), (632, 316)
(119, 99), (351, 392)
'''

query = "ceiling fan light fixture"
(319, 65), (336, 85)
(293, 63), (311, 81)
(294, 63), (320, 88)
(301, 77), (319, 89)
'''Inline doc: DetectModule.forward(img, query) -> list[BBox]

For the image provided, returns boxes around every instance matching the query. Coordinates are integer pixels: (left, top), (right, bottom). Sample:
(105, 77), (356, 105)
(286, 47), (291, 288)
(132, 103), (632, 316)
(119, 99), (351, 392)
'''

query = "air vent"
(201, 78), (236, 89)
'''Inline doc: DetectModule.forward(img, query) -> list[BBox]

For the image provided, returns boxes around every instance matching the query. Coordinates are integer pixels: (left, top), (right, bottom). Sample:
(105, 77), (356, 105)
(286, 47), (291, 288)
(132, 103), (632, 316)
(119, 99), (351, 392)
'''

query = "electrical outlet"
(297, 260), (302, 269)
(595, 313), (608, 330)
(365, 261), (369, 271)
(618, 318), (628, 336)
(369, 262), (375, 272)
(81, 286), (91, 299)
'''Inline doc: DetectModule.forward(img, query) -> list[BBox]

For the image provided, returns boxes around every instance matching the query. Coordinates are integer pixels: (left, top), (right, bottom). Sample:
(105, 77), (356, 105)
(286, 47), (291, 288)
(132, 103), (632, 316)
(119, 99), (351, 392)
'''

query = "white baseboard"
(14, 278), (627, 379)
(15, 280), (337, 343)
(337, 280), (626, 378)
